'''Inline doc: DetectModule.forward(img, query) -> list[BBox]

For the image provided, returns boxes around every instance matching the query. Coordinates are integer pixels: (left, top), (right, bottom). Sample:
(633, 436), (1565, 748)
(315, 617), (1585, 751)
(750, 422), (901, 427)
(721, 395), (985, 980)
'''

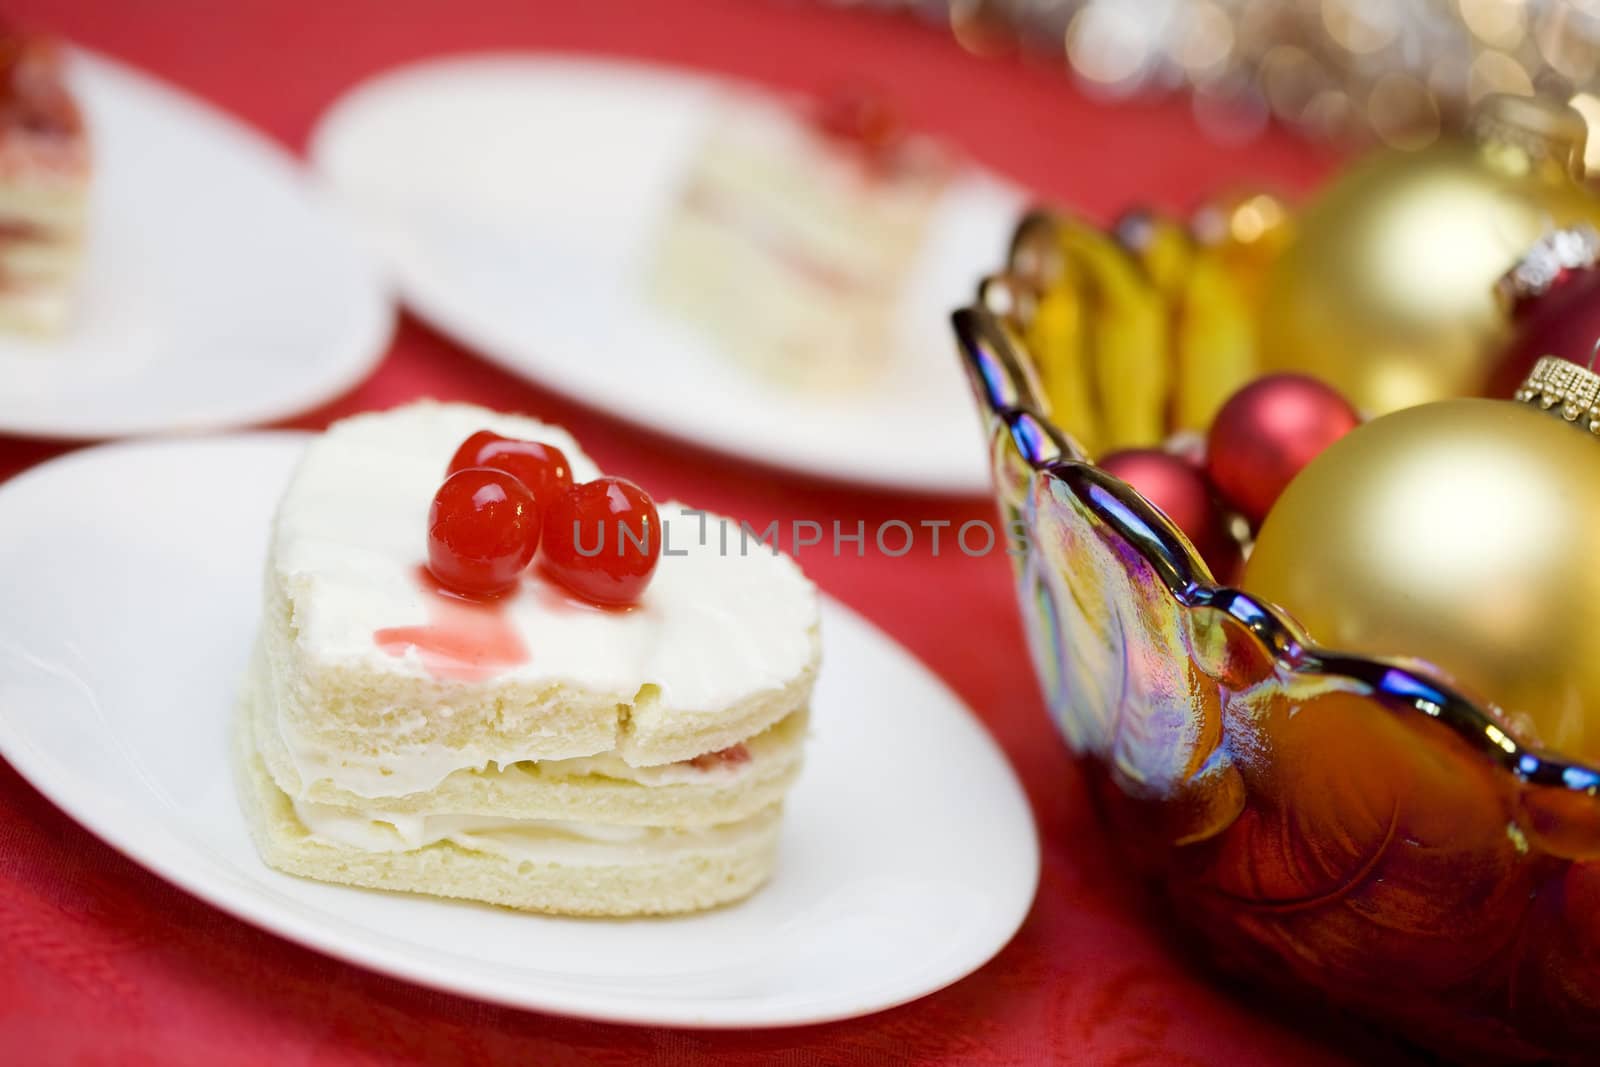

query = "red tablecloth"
(0, 2), (1431, 1064)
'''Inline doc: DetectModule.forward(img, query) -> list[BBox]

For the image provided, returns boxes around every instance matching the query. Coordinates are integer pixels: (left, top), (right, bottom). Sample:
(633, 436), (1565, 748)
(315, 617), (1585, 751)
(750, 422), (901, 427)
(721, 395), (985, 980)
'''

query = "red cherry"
(1100, 448), (1243, 584)
(447, 430), (573, 513)
(426, 468), (541, 597)
(1205, 373), (1361, 527)
(541, 477), (662, 606)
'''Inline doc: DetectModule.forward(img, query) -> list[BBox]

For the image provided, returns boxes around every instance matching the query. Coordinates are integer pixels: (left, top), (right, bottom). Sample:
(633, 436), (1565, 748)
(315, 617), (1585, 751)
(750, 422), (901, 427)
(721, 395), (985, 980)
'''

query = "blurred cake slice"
(0, 27), (89, 334)
(648, 87), (950, 392)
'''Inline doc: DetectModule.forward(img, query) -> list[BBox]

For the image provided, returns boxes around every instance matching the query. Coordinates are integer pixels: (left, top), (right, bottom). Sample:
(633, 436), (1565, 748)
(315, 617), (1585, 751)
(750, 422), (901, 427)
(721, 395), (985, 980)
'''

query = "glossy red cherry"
(542, 477), (662, 606)
(447, 430), (573, 513)
(427, 468), (541, 597)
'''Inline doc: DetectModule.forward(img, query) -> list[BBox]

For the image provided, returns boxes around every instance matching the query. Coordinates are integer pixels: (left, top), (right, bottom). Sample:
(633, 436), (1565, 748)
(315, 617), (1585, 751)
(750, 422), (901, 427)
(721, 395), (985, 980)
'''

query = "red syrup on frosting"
(373, 565), (529, 682)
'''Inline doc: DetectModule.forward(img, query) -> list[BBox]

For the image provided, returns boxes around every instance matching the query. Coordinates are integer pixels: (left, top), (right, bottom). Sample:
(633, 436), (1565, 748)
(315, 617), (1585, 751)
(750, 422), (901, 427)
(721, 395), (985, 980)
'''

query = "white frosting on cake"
(274, 402), (817, 706)
(269, 402), (819, 793)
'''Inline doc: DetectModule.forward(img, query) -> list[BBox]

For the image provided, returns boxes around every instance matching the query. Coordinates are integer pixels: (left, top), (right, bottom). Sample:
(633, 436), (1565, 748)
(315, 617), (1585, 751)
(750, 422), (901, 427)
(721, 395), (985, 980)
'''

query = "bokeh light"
(833, 0), (1600, 143)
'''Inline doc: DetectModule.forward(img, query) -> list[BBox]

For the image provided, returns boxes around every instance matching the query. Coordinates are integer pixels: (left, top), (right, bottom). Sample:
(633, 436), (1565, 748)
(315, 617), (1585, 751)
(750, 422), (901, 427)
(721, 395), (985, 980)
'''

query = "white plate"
(0, 435), (1038, 1027)
(0, 53), (392, 440)
(309, 55), (1024, 494)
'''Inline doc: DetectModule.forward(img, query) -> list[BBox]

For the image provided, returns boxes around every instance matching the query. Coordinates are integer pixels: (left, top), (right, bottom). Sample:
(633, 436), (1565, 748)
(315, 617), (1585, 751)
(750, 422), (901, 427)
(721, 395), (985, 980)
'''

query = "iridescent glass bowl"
(953, 215), (1600, 1065)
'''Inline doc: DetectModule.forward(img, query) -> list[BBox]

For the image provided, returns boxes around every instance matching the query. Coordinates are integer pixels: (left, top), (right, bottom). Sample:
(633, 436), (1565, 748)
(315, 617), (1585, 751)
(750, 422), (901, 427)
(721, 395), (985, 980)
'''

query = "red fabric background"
(0, 2), (1431, 1064)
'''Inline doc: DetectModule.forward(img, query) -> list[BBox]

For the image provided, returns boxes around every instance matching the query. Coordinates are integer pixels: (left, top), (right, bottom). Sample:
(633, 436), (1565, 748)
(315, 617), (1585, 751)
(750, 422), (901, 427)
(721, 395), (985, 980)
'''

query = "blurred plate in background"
(310, 54), (1024, 494)
(0, 52), (392, 440)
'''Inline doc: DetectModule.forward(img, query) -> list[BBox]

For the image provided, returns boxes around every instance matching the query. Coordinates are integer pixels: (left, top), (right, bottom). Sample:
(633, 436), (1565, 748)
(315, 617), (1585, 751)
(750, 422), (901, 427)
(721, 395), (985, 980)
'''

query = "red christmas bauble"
(1491, 265), (1600, 399)
(1099, 448), (1243, 584)
(1205, 373), (1361, 526)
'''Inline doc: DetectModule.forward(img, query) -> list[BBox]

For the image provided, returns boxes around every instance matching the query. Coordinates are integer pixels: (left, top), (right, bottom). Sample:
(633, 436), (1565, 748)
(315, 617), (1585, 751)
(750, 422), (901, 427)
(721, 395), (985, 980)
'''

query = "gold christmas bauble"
(1262, 95), (1600, 415)
(1243, 397), (1600, 765)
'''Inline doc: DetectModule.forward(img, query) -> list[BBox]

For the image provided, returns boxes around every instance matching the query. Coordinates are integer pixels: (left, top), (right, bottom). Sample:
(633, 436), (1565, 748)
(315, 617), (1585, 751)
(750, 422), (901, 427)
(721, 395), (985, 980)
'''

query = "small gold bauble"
(1243, 397), (1600, 765)
(1262, 95), (1600, 416)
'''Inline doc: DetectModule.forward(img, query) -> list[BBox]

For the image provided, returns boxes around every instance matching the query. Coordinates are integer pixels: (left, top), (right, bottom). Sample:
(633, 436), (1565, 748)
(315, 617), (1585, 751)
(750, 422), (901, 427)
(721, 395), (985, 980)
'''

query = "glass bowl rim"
(951, 300), (1600, 798)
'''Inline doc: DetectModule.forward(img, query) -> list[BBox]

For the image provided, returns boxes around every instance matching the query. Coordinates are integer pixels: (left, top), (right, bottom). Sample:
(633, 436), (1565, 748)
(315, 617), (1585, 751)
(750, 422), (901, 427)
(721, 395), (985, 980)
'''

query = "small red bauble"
(1100, 448), (1243, 584)
(427, 468), (541, 597)
(542, 477), (662, 606)
(447, 430), (573, 513)
(1205, 373), (1361, 527)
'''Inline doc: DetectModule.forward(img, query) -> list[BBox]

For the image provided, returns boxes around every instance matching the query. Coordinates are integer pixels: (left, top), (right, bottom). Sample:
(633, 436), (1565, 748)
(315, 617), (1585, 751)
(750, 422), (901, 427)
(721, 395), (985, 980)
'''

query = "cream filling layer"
(291, 797), (773, 867)
(275, 720), (751, 797)
(277, 722), (494, 798)
(271, 697), (774, 800)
